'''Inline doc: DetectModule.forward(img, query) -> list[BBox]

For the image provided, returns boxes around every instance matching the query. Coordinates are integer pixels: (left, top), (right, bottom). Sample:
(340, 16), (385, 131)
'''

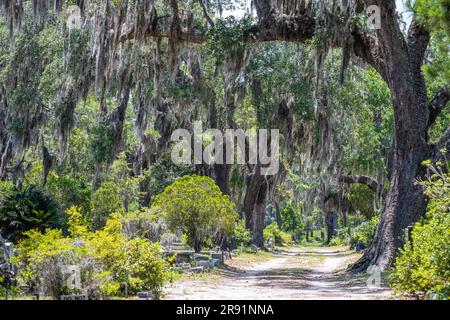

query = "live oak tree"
(132, 0), (450, 270)
(0, 0), (449, 271)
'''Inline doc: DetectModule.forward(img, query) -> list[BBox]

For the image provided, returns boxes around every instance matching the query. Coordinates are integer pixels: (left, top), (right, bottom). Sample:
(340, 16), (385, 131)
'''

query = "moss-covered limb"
(338, 174), (382, 194)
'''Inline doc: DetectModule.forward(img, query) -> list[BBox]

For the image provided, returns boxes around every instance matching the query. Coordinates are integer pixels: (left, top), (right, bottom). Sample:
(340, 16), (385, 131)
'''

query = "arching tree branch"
(339, 174), (383, 194)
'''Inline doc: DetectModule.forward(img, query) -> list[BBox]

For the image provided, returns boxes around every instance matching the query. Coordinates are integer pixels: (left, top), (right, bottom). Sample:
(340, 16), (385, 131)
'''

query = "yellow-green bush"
(153, 175), (238, 253)
(263, 223), (292, 246)
(12, 207), (172, 299)
(349, 215), (380, 250)
(233, 219), (252, 247)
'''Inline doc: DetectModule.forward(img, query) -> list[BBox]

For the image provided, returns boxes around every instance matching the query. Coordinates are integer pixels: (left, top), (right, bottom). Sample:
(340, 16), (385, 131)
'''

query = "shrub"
(0, 181), (15, 202)
(122, 238), (170, 298)
(12, 209), (172, 299)
(264, 223), (292, 246)
(390, 166), (450, 299)
(349, 215), (379, 250)
(329, 235), (348, 246)
(11, 228), (98, 299)
(0, 185), (65, 242)
(153, 175), (238, 252)
(87, 214), (172, 297)
(280, 202), (305, 241)
(233, 219), (252, 247)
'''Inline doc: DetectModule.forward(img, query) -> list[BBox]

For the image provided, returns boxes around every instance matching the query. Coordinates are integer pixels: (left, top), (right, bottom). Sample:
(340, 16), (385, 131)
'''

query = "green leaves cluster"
(348, 215), (379, 250)
(0, 185), (65, 242)
(280, 202), (305, 241)
(205, 15), (253, 61)
(347, 184), (376, 219)
(153, 175), (238, 252)
(12, 207), (172, 299)
(263, 223), (292, 246)
(391, 165), (450, 299)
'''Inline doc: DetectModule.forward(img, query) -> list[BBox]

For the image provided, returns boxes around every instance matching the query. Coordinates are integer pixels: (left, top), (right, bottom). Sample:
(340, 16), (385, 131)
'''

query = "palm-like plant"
(0, 185), (65, 242)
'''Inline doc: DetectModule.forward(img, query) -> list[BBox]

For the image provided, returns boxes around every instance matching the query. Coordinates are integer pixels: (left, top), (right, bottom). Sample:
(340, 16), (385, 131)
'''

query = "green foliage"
(349, 215), (380, 250)
(11, 228), (91, 298)
(90, 181), (124, 230)
(0, 181), (15, 202)
(109, 152), (143, 212)
(143, 150), (194, 204)
(233, 219), (252, 247)
(414, 0), (450, 34)
(423, 33), (450, 143)
(0, 185), (65, 242)
(12, 209), (171, 299)
(391, 165), (450, 299)
(89, 120), (116, 164)
(87, 213), (171, 298)
(263, 223), (293, 246)
(347, 184), (376, 219)
(328, 236), (346, 246)
(205, 15), (253, 61)
(153, 175), (238, 252)
(121, 238), (170, 298)
(0, 276), (19, 299)
(336, 68), (393, 175)
(46, 172), (91, 214)
(280, 202), (305, 240)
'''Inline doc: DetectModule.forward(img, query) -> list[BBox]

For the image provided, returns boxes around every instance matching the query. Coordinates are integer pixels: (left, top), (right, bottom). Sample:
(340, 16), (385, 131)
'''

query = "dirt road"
(163, 246), (392, 300)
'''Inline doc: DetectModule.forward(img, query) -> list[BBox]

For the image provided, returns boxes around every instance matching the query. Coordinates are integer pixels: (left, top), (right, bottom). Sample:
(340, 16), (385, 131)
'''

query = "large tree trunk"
(213, 162), (230, 195)
(353, 148), (429, 270)
(252, 181), (268, 247)
(243, 164), (269, 247)
(352, 3), (433, 270)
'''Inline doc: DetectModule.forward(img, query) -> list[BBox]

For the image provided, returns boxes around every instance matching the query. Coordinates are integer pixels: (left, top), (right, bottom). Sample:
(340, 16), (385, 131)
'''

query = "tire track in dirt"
(163, 247), (392, 300)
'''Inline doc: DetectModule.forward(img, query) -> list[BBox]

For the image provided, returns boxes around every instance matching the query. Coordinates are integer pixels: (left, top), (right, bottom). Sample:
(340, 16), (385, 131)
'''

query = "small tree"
(153, 175), (237, 252)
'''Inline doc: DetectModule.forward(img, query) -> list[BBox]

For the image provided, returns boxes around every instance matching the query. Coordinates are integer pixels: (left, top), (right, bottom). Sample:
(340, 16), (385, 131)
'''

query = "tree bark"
(243, 165), (265, 231)
(243, 164), (270, 247)
(351, 2), (433, 270)
(213, 163), (230, 195)
(252, 174), (268, 247)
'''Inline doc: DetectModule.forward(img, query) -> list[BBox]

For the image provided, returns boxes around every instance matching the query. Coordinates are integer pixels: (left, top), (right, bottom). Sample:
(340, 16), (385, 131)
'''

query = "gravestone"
(190, 266), (204, 273)
(210, 253), (223, 265)
(175, 251), (194, 263)
(210, 259), (220, 267)
(137, 291), (155, 300)
(177, 262), (191, 270)
(194, 254), (210, 262)
(196, 261), (211, 269)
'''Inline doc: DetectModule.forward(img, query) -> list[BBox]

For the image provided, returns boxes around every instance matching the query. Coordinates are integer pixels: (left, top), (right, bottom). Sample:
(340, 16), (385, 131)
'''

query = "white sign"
(61, 294), (88, 300)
